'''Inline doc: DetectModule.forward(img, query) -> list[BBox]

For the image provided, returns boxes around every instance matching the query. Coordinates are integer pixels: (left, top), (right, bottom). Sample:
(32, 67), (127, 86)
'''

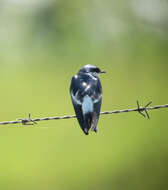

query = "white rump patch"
(82, 95), (93, 115)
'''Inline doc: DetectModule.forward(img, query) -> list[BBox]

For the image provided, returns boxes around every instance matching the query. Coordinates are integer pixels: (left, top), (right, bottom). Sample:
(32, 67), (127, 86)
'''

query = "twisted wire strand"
(0, 102), (167, 125)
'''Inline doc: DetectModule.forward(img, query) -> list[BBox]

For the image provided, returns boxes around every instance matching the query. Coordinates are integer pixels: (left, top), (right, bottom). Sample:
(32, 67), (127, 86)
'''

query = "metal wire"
(0, 101), (167, 125)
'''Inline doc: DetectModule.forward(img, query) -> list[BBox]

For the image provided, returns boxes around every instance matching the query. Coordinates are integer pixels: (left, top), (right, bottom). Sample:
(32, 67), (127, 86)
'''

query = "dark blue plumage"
(70, 65), (105, 135)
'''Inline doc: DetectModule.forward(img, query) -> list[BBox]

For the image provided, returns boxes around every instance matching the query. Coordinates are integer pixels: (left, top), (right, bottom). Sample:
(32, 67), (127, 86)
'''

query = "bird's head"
(79, 65), (106, 77)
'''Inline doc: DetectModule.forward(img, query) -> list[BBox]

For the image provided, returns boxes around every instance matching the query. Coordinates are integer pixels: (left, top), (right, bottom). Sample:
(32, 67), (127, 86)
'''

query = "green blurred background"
(0, 0), (168, 190)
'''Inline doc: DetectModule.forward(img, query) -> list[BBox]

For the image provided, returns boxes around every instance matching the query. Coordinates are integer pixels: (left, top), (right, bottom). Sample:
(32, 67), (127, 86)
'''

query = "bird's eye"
(94, 68), (101, 73)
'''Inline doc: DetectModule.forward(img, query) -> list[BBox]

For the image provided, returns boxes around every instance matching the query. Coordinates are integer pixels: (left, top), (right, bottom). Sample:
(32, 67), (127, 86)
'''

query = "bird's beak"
(100, 70), (106, 74)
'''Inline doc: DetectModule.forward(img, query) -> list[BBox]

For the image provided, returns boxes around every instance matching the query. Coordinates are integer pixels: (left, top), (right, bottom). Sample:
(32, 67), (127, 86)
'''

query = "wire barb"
(18, 113), (37, 125)
(137, 100), (152, 119)
(0, 101), (167, 126)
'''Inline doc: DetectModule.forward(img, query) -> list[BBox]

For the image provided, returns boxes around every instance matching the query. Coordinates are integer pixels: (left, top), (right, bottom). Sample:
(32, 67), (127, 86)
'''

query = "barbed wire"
(0, 101), (167, 126)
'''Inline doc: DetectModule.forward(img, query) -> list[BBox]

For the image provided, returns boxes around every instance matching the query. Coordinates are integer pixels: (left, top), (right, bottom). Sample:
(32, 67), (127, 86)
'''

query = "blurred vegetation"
(0, 0), (168, 190)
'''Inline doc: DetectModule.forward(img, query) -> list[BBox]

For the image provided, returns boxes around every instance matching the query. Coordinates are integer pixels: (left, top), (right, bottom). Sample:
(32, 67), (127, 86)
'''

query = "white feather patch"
(71, 90), (82, 105)
(82, 95), (93, 115)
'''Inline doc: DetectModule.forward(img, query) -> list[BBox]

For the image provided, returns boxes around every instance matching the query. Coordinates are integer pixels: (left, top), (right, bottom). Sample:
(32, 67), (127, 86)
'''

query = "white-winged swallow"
(70, 65), (106, 135)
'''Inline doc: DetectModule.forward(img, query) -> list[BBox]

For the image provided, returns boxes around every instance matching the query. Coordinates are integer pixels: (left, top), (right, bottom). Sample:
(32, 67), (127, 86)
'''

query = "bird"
(70, 64), (106, 135)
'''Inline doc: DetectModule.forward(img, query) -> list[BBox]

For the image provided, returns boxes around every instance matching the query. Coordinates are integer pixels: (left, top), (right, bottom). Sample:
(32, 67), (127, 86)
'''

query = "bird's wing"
(91, 79), (102, 132)
(70, 75), (89, 135)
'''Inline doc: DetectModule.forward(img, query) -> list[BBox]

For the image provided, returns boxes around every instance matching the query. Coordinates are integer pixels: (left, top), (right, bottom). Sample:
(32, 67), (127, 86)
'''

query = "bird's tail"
(82, 95), (93, 134)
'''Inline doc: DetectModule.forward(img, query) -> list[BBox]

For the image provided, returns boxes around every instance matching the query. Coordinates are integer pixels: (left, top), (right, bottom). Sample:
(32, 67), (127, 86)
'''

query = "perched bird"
(70, 65), (105, 135)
